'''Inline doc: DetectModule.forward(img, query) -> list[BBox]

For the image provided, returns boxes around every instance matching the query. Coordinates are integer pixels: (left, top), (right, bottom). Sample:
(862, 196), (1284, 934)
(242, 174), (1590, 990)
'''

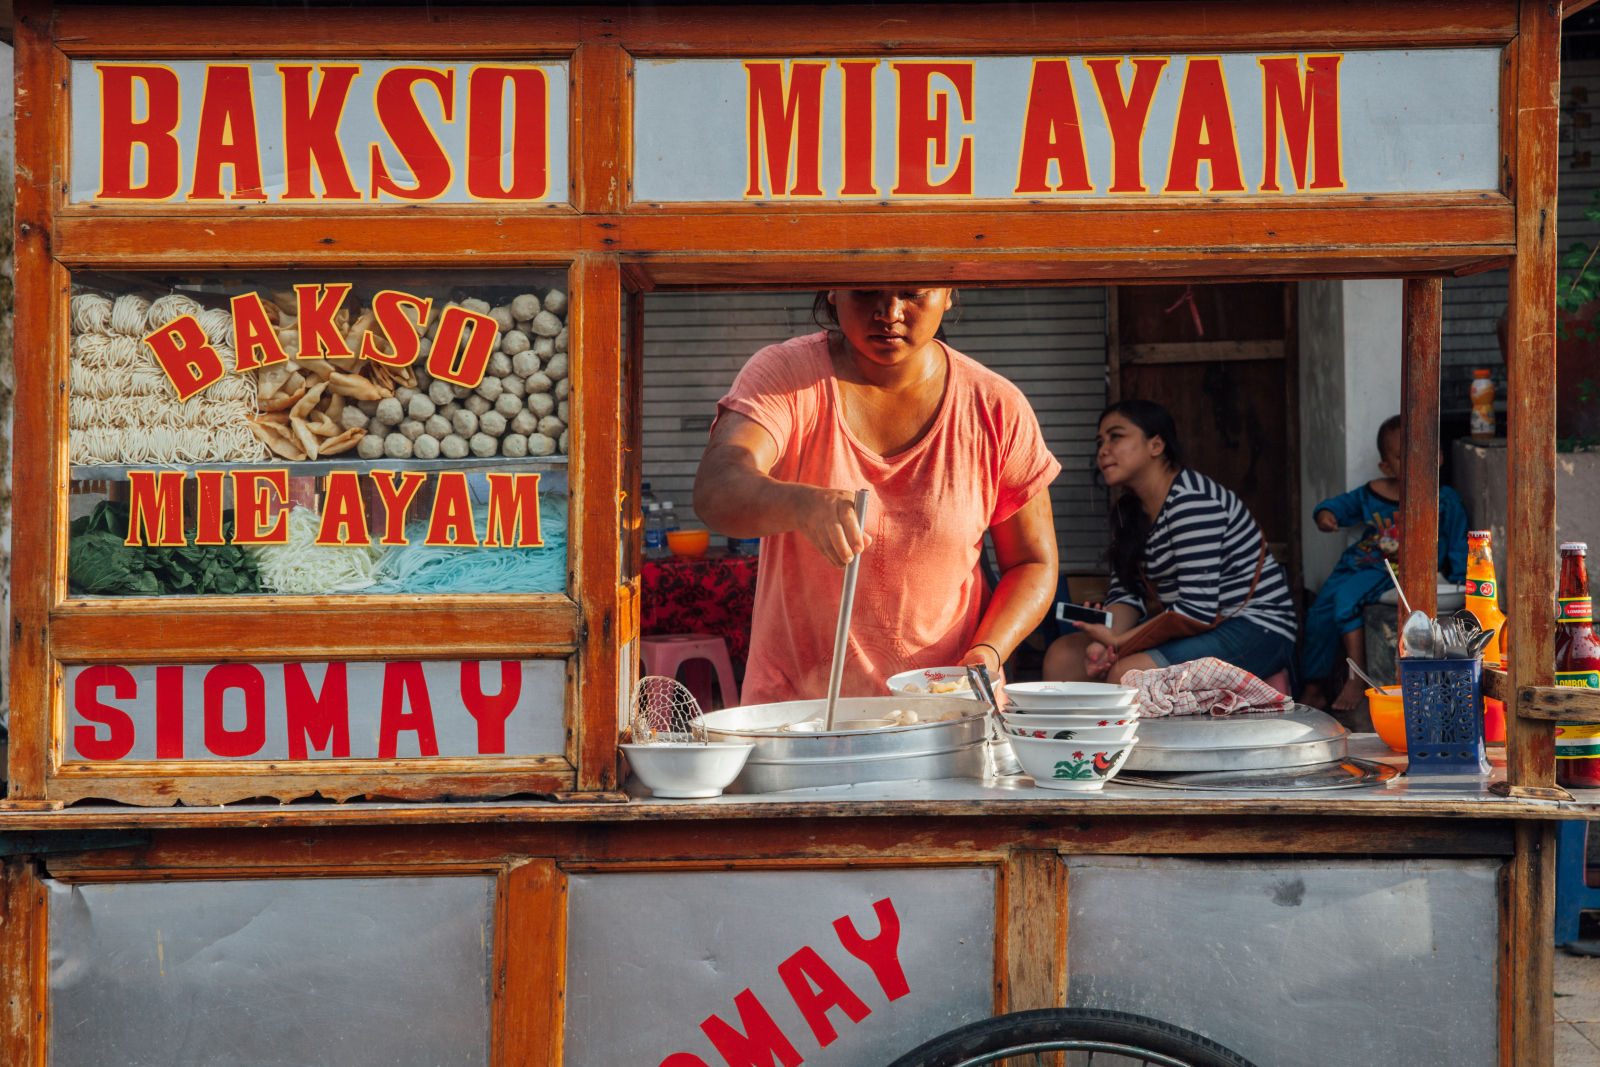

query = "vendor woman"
(1043, 400), (1296, 684)
(694, 289), (1061, 705)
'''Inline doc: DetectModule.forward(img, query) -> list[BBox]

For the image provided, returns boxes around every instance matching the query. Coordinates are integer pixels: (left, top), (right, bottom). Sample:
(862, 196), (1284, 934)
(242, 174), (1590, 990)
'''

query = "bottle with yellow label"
(1555, 542), (1600, 789)
(1465, 530), (1508, 667)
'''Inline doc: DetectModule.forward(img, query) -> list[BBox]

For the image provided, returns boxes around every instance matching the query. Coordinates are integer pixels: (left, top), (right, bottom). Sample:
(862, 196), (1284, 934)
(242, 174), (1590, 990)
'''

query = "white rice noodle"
(110, 294), (152, 337)
(71, 294), (113, 336)
(106, 335), (143, 368)
(72, 332), (112, 368)
(196, 307), (234, 349)
(145, 293), (204, 332)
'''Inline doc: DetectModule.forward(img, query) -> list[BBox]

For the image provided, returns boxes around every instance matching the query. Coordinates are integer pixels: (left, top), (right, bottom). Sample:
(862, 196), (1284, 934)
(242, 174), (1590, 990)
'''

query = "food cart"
(1, 2), (1597, 1065)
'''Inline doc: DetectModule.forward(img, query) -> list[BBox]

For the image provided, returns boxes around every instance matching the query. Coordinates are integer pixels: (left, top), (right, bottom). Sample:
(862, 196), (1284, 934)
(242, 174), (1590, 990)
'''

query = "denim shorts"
(1144, 616), (1295, 679)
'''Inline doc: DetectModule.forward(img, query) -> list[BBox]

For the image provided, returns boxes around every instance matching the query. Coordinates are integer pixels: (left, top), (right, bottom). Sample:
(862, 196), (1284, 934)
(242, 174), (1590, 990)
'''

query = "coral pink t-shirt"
(717, 332), (1061, 705)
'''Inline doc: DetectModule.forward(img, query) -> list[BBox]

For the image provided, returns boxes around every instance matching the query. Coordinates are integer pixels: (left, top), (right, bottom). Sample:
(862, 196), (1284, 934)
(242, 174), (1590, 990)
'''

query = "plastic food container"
(1365, 686), (1406, 752)
(667, 528), (711, 556)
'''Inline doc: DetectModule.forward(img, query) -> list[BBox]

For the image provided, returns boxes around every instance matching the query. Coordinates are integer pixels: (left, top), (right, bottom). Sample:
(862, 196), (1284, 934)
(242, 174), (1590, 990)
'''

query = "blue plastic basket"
(1397, 657), (1491, 775)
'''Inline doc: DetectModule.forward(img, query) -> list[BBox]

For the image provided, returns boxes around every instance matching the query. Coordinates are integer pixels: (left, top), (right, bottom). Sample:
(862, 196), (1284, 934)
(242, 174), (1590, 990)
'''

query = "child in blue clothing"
(1302, 415), (1469, 711)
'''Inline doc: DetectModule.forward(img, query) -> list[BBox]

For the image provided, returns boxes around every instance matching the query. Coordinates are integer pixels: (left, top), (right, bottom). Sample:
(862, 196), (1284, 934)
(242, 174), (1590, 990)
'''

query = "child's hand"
(1315, 509), (1339, 533)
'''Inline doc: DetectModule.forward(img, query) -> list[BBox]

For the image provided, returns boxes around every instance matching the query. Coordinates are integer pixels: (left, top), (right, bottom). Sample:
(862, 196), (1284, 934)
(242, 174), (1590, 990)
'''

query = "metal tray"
(697, 697), (987, 793)
(1118, 757), (1399, 791)
(1122, 705), (1351, 772)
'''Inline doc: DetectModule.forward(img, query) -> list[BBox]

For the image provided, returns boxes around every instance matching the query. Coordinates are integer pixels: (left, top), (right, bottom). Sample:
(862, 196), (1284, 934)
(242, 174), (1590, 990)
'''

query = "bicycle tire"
(885, 1007), (1260, 1067)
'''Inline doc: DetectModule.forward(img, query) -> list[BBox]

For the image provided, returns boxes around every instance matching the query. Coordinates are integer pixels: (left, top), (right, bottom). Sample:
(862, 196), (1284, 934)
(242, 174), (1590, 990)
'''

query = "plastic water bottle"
(644, 503), (667, 559)
(640, 481), (658, 512)
(660, 500), (681, 539)
(739, 537), (761, 557)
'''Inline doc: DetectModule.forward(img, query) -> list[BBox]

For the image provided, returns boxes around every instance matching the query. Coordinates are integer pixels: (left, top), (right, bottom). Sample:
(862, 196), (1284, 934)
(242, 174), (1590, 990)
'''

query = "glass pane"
(48, 875), (495, 1066)
(67, 269), (571, 597)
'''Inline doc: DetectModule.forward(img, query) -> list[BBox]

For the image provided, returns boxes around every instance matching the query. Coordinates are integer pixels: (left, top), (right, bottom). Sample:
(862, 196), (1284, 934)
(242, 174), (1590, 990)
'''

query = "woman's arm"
(693, 410), (872, 567)
(961, 490), (1059, 674)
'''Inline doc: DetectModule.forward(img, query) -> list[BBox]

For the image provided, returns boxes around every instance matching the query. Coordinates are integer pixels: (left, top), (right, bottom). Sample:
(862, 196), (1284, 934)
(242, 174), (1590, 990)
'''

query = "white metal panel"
(640, 289), (1111, 569)
(563, 868), (995, 1067)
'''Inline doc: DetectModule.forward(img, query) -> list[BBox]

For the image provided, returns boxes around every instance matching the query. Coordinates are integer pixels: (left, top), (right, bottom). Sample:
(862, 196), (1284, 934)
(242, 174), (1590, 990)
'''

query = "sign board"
(564, 868), (995, 1067)
(63, 659), (566, 762)
(70, 60), (569, 204)
(634, 50), (1500, 202)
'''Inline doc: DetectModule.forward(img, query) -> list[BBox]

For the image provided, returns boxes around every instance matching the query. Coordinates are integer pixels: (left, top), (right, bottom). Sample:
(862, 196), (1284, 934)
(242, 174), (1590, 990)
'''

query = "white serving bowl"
(621, 742), (754, 798)
(1001, 681), (1138, 710)
(1009, 735), (1137, 791)
(886, 667), (981, 699)
(1002, 720), (1139, 744)
(998, 709), (1141, 730)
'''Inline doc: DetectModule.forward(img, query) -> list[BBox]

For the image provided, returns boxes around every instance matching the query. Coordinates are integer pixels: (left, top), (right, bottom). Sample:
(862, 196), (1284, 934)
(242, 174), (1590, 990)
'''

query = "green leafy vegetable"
(68, 500), (262, 596)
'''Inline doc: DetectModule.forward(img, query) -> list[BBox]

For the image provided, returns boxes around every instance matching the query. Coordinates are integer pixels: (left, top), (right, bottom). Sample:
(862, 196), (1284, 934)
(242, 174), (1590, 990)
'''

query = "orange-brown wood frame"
(5, 3), (1571, 1060)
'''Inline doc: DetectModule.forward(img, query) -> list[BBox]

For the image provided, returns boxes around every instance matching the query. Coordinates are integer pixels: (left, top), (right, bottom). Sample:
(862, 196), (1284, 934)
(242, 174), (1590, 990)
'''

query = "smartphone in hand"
(1056, 602), (1114, 628)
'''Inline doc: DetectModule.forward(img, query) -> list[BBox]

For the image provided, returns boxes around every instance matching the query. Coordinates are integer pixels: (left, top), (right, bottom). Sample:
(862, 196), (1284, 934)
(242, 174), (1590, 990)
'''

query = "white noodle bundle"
(68, 397), (94, 430)
(145, 293), (203, 332)
(129, 368), (174, 397)
(105, 335), (142, 368)
(85, 431), (120, 462)
(205, 374), (256, 404)
(249, 506), (387, 595)
(69, 429), (86, 464)
(71, 294), (113, 336)
(110, 294), (152, 336)
(71, 332), (112, 368)
(197, 307), (234, 349)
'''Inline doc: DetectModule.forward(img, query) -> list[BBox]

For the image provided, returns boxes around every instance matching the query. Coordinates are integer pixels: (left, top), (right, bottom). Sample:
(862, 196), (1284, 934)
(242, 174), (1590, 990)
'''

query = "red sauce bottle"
(1555, 542), (1600, 788)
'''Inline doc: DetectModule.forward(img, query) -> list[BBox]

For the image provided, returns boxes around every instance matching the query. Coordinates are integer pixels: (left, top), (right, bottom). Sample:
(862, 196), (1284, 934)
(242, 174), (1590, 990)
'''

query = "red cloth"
(1121, 657), (1293, 717)
(718, 332), (1061, 704)
(641, 553), (759, 675)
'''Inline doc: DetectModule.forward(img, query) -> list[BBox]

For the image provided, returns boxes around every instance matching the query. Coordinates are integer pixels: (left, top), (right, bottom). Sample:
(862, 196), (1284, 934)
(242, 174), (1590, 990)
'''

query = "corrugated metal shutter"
(1441, 59), (1600, 415)
(940, 288), (1109, 570)
(640, 288), (1110, 569)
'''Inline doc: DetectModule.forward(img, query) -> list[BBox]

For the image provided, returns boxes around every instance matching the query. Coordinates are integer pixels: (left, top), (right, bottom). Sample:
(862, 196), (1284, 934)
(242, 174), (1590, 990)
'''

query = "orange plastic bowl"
(667, 528), (710, 557)
(1367, 687), (1406, 752)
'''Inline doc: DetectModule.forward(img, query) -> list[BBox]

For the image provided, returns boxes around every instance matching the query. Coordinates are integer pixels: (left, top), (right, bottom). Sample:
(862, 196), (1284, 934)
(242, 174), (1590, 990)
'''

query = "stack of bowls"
(998, 681), (1141, 791)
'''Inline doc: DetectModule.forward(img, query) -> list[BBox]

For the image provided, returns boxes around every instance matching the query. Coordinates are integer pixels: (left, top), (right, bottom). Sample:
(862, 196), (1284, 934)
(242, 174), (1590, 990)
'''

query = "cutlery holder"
(1397, 657), (1490, 775)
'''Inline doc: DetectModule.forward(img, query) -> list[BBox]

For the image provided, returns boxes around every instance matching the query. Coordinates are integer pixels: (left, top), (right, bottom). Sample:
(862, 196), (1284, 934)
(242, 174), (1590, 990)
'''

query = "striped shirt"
(1104, 468), (1297, 642)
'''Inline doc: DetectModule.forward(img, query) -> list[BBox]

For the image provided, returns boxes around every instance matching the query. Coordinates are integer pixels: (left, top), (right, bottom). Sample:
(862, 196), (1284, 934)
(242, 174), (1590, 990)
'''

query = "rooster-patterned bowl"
(1008, 735), (1137, 791)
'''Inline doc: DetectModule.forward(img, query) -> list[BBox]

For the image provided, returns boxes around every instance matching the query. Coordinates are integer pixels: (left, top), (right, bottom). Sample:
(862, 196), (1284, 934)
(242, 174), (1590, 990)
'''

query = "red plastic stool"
(641, 634), (740, 712)
(1263, 669), (1291, 696)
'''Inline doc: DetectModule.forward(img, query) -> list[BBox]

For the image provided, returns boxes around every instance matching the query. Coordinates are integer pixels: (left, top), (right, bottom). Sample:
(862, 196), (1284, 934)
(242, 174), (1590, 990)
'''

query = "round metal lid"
(1121, 705), (1351, 772)
(1130, 705), (1348, 749)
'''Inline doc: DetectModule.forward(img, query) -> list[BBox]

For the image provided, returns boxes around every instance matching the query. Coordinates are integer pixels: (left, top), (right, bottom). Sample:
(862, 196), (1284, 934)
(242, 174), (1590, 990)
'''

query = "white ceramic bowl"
(886, 667), (981, 699)
(621, 742), (754, 798)
(1001, 681), (1139, 710)
(998, 709), (1141, 730)
(1002, 720), (1139, 743)
(1009, 735), (1137, 791)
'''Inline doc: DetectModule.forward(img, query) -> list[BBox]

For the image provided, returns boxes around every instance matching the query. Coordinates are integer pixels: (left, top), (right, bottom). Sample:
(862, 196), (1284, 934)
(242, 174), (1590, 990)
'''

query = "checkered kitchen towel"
(1121, 657), (1293, 717)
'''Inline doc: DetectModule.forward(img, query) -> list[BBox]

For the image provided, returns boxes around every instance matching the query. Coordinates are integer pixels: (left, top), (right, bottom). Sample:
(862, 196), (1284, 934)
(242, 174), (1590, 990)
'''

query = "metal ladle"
(823, 489), (871, 731)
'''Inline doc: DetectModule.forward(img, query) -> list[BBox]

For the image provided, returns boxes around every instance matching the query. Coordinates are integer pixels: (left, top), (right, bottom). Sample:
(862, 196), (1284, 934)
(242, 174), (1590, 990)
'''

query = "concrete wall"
(1298, 279), (1403, 592)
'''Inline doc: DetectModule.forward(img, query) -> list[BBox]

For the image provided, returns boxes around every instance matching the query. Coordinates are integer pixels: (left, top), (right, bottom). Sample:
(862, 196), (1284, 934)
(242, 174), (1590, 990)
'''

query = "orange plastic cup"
(667, 528), (710, 557)
(1366, 686), (1407, 753)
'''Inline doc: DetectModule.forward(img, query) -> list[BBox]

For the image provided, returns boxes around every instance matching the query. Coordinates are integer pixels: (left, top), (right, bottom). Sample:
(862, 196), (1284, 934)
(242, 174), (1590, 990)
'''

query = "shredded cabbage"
(247, 506), (387, 594)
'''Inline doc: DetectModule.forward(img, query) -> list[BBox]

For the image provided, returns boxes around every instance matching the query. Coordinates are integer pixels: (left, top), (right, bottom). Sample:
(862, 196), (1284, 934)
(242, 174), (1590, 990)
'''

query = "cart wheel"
(885, 1007), (1259, 1067)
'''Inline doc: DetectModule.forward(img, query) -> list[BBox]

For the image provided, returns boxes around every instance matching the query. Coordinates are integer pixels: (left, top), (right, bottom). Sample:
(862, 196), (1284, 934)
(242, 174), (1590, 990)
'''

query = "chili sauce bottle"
(1555, 542), (1600, 788)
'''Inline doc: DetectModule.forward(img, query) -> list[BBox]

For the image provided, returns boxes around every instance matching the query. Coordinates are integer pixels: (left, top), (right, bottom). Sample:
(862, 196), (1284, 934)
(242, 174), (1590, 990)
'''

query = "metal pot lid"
(1131, 705), (1348, 750)
(1117, 757), (1399, 791)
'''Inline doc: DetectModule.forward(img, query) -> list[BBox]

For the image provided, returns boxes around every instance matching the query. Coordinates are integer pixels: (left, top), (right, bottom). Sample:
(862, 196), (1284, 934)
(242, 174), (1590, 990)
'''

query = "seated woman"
(1043, 400), (1297, 684)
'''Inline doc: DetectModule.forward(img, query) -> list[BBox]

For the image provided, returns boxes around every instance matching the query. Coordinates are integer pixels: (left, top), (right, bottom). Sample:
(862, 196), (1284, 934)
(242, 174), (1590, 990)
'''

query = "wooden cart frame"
(0, 2), (1593, 1064)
